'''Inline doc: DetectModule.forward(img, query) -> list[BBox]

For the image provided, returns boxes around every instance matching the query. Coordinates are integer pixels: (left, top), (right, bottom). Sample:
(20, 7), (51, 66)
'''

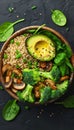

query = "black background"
(0, 0), (74, 130)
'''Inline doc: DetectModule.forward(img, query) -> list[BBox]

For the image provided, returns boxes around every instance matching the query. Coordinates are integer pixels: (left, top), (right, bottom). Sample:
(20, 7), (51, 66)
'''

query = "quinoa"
(3, 35), (36, 70)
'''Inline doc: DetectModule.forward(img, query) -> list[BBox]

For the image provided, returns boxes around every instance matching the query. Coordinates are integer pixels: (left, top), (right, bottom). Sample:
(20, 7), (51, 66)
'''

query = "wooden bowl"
(0, 26), (74, 104)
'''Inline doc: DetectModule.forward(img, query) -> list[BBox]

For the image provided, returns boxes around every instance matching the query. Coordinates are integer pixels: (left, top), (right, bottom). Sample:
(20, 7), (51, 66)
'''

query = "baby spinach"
(0, 19), (24, 42)
(55, 95), (74, 108)
(51, 10), (67, 26)
(2, 100), (20, 121)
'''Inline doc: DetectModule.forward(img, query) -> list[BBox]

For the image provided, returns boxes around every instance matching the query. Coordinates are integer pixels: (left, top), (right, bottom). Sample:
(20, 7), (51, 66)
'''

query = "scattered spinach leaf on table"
(0, 18), (24, 42)
(2, 100), (20, 121)
(51, 10), (67, 26)
(55, 95), (74, 108)
(0, 86), (4, 90)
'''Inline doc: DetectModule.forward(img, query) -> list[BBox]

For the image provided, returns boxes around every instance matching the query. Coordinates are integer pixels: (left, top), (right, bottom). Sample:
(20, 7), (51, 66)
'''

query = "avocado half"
(26, 34), (56, 61)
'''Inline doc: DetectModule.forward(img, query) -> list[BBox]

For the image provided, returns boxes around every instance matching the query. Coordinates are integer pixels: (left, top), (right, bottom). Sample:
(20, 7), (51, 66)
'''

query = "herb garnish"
(4, 53), (8, 59)
(31, 5), (37, 10)
(15, 50), (22, 59)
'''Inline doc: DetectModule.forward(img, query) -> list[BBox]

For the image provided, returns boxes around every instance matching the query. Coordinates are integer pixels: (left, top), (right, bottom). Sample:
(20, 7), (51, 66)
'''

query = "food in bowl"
(0, 26), (74, 104)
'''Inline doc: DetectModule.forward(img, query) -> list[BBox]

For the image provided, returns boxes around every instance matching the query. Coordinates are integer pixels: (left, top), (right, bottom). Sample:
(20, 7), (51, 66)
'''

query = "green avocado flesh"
(26, 34), (56, 61)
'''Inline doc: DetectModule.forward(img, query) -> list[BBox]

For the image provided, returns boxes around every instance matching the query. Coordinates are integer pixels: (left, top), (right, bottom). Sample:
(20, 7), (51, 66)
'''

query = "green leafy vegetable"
(0, 19), (24, 42)
(55, 95), (74, 108)
(33, 24), (46, 35)
(54, 52), (66, 65)
(2, 100), (20, 121)
(51, 10), (67, 26)
(0, 86), (4, 90)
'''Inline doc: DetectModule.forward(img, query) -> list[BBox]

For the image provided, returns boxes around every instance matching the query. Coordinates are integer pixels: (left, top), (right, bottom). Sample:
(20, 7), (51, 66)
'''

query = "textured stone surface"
(0, 0), (74, 130)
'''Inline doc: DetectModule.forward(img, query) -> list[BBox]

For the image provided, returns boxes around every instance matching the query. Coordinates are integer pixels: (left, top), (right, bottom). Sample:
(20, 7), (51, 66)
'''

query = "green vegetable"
(0, 19), (24, 42)
(56, 80), (69, 94)
(15, 50), (22, 59)
(40, 65), (61, 82)
(59, 63), (69, 76)
(31, 5), (37, 10)
(54, 52), (66, 65)
(22, 69), (40, 85)
(8, 7), (14, 13)
(51, 89), (61, 99)
(16, 42), (20, 46)
(10, 39), (14, 44)
(2, 100), (20, 121)
(24, 106), (30, 110)
(34, 24), (46, 35)
(65, 58), (73, 72)
(51, 10), (67, 26)
(17, 84), (35, 103)
(0, 86), (4, 90)
(39, 86), (51, 104)
(64, 44), (72, 58)
(23, 66), (61, 84)
(3, 53), (8, 59)
(55, 95), (74, 108)
(16, 64), (20, 69)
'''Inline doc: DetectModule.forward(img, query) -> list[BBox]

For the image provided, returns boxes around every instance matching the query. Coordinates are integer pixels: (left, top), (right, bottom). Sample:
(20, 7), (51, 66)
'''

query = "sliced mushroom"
(46, 62), (53, 71)
(13, 68), (22, 79)
(11, 87), (18, 93)
(45, 79), (57, 90)
(13, 81), (25, 90)
(2, 64), (12, 74)
(34, 86), (40, 98)
(4, 78), (12, 88)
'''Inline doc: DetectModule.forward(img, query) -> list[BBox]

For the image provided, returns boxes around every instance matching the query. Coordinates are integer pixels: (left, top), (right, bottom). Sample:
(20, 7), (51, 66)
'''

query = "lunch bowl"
(0, 26), (74, 105)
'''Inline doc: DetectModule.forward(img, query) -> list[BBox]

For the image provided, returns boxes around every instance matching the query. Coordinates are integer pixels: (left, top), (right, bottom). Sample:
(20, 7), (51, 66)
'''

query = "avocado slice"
(26, 34), (56, 61)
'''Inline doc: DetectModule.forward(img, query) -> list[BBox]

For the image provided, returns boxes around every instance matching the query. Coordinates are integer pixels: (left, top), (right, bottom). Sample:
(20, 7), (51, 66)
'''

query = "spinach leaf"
(0, 86), (4, 90)
(2, 100), (20, 121)
(0, 19), (24, 42)
(55, 95), (74, 108)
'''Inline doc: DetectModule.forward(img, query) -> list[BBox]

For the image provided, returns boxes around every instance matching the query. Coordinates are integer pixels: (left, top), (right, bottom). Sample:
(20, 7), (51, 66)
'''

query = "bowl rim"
(0, 25), (74, 104)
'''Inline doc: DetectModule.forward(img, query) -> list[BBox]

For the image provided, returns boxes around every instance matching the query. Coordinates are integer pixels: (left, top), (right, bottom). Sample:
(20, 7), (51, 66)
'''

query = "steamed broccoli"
(56, 80), (69, 94)
(17, 84), (35, 103)
(39, 65), (61, 82)
(22, 69), (40, 85)
(23, 65), (61, 84)
(51, 89), (61, 99)
(51, 80), (69, 99)
(39, 86), (51, 104)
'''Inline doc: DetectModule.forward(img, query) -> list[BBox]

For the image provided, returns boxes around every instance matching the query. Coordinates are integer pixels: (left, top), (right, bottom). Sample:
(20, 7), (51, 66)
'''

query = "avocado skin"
(26, 34), (55, 61)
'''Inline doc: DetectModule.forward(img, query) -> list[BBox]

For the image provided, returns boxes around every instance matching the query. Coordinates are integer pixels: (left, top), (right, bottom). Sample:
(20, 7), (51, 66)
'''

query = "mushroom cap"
(4, 78), (12, 88)
(13, 81), (25, 90)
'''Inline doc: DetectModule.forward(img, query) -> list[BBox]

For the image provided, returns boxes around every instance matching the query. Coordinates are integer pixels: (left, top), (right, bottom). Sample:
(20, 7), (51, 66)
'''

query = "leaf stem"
(13, 19), (25, 26)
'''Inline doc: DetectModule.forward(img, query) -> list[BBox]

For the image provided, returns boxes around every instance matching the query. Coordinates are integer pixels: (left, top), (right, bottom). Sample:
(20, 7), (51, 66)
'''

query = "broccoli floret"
(39, 86), (51, 104)
(39, 65), (61, 82)
(23, 66), (61, 84)
(22, 69), (40, 85)
(51, 89), (61, 99)
(17, 84), (35, 103)
(56, 80), (69, 94)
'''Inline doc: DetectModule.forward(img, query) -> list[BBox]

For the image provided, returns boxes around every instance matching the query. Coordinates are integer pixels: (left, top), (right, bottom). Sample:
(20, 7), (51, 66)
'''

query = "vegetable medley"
(2, 27), (74, 104)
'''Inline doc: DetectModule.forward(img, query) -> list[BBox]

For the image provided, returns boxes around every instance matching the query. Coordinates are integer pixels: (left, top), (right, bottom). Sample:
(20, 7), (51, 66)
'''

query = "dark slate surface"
(0, 0), (74, 130)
